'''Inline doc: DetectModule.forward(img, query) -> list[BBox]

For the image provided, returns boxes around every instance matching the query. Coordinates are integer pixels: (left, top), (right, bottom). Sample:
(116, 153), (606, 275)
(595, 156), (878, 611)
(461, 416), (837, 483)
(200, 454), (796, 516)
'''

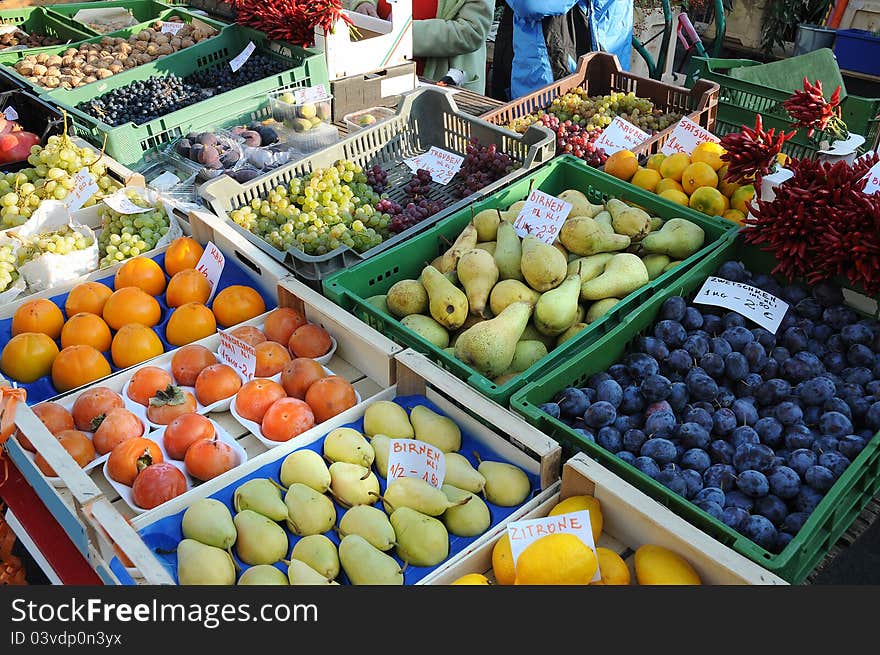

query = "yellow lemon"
(689, 186), (727, 216)
(646, 153), (666, 171)
(660, 189), (690, 207)
(514, 533), (598, 585)
(452, 573), (490, 585)
(491, 533), (516, 585)
(630, 167), (663, 193)
(691, 141), (726, 171)
(681, 161), (718, 195)
(730, 184), (756, 213)
(717, 164), (740, 197)
(591, 548), (631, 585)
(549, 495), (603, 542)
(656, 178), (684, 194)
(777, 152), (790, 167)
(634, 544), (701, 585)
(723, 209), (746, 224)
(658, 152), (690, 181)
(604, 149), (638, 181)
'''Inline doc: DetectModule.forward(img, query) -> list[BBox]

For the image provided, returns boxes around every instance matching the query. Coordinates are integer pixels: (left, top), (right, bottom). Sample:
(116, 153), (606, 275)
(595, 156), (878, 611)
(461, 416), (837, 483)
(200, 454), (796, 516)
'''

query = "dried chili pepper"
(783, 77), (849, 141)
(719, 114), (795, 187)
(225, 0), (351, 47)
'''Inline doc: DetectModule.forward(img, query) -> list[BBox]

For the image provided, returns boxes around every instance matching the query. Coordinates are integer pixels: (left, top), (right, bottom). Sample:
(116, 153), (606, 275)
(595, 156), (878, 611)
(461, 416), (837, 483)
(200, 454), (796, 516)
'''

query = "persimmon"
(114, 257), (167, 296)
(234, 379), (286, 423)
(111, 324), (163, 369)
(72, 387), (124, 431)
(92, 407), (144, 455)
(163, 413), (215, 460)
(34, 429), (95, 477)
(171, 344), (217, 386)
(164, 237), (204, 277)
(184, 436), (237, 481)
(65, 281), (113, 317)
(60, 312), (112, 352)
(166, 269), (211, 308)
(263, 307), (306, 345)
(146, 385), (197, 425)
(280, 358), (326, 400)
(194, 363), (242, 406)
(1, 332), (58, 383)
(131, 462), (187, 510)
(254, 340), (291, 378)
(212, 285), (265, 328)
(11, 298), (64, 339)
(228, 325), (267, 346)
(16, 402), (74, 452)
(103, 287), (162, 330)
(107, 436), (163, 486)
(165, 302), (216, 347)
(261, 397), (315, 442)
(52, 345), (112, 393)
(305, 376), (357, 423)
(288, 323), (332, 359)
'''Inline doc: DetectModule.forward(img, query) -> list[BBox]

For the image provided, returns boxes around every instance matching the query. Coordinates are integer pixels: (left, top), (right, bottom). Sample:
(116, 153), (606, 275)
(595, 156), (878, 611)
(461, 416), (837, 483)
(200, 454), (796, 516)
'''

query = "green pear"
(593, 210), (614, 233)
(438, 222), (478, 273)
(478, 461), (531, 506)
(410, 404), (461, 452)
(567, 253), (614, 282)
(280, 450), (331, 493)
(233, 479), (288, 522)
(575, 303), (586, 323)
(520, 235), (567, 292)
(339, 534), (404, 585)
(401, 314), (450, 348)
(338, 504), (396, 550)
(290, 534), (339, 580)
(580, 253), (649, 301)
(442, 453), (486, 493)
(504, 340), (548, 375)
(420, 265), (468, 330)
(366, 294), (389, 314)
(473, 208), (501, 242)
(369, 434), (392, 478)
(664, 260), (683, 272)
(329, 462), (381, 507)
(457, 248), (498, 318)
(534, 272), (581, 336)
(642, 254), (671, 280)
(390, 507), (449, 567)
(586, 298), (620, 323)
(559, 216), (630, 256)
(507, 200), (527, 214)
(233, 510), (289, 566)
(382, 476), (468, 516)
(363, 400), (413, 439)
(177, 539), (236, 585)
(454, 300), (533, 378)
(489, 279), (540, 316)
(607, 198), (651, 239)
(559, 189), (604, 218)
(494, 220), (523, 281)
(181, 499), (236, 550)
(649, 216), (664, 231)
(323, 427), (375, 468)
(474, 241), (496, 255)
(441, 485), (491, 537)
(284, 483), (336, 536)
(237, 564), (288, 585)
(385, 279), (428, 318)
(444, 270), (459, 286)
(556, 322), (588, 346)
(639, 218), (705, 259)
(287, 558), (337, 585)
(520, 322), (558, 350)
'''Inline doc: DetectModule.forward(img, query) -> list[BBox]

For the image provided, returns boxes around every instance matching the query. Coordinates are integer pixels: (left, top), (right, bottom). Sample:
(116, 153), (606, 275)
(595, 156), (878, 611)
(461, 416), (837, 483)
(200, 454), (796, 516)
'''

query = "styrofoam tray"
(230, 316), (338, 368)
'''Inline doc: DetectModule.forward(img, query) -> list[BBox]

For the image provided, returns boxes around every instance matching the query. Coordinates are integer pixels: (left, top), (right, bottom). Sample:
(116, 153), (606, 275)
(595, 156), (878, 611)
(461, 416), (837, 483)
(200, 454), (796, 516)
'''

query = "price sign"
(229, 41), (256, 73)
(694, 276), (789, 333)
(512, 189), (572, 244)
(160, 21), (184, 34)
(66, 168), (99, 212)
(660, 117), (720, 155)
(293, 85), (330, 104)
(102, 189), (152, 214)
(194, 241), (225, 301)
(506, 511), (601, 582)
(386, 439), (446, 489)
(863, 161), (880, 195)
(3, 105), (18, 121)
(593, 116), (649, 155)
(403, 147), (464, 185)
(218, 330), (256, 381)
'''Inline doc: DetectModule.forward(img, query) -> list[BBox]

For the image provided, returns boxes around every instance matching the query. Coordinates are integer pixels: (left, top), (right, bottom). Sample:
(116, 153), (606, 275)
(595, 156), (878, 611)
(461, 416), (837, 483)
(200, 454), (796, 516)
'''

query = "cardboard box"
(330, 61), (417, 121)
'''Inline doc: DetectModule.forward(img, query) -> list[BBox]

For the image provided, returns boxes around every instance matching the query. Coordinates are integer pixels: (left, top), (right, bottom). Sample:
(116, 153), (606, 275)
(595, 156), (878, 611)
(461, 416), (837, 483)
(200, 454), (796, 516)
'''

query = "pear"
(385, 279), (428, 318)
(329, 462), (381, 507)
(410, 404), (461, 452)
(339, 534), (404, 585)
(366, 294), (389, 314)
(642, 254), (671, 280)
(534, 272), (581, 336)
(557, 322), (588, 346)
(177, 539), (236, 585)
(559, 189), (603, 218)
(181, 499), (236, 550)
(575, 303), (586, 323)
(474, 241), (496, 255)
(280, 450), (331, 493)
(639, 218), (705, 259)
(508, 200), (527, 214)
(338, 504), (396, 550)
(559, 215), (630, 256)
(444, 270), (459, 286)
(439, 222), (478, 273)
(607, 198), (651, 239)
(580, 253), (649, 301)
(489, 279), (540, 316)
(287, 558), (337, 585)
(237, 564), (288, 585)
(402, 314), (450, 348)
(363, 400), (413, 439)
(233, 479), (288, 522)
(290, 534), (339, 580)
(520, 322), (558, 350)
(390, 507), (449, 567)
(649, 216), (664, 231)
(494, 373), (517, 385)
(494, 220), (523, 281)
(420, 265), (468, 330)
(454, 300), (532, 378)
(520, 235), (567, 292)
(664, 260), (683, 272)
(504, 340), (548, 375)
(233, 510), (289, 566)
(474, 208), (501, 241)
(323, 427), (375, 468)
(553, 241), (569, 260)
(567, 253), (614, 282)
(369, 434), (392, 478)
(284, 483), (336, 536)
(478, 461), (531, 506)
(593, 210), (614, 233)
(382, 476), (469, 516)
(443, 453), (486, 493)
(586, 298), (620, 323)
(441, 485), (491, 537)
(457, 248), (498, 318)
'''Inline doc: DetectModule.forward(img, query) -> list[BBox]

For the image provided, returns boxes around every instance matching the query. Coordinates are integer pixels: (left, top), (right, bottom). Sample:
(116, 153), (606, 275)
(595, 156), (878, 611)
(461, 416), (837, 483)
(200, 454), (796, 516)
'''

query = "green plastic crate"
(48, 25), (328, 167)
(322, 154), (738, 406)
(511, 235), (880, 583)
(48, 1), (176, 33)
(0, 7), (94, 58)
(687, 57), (880, 160)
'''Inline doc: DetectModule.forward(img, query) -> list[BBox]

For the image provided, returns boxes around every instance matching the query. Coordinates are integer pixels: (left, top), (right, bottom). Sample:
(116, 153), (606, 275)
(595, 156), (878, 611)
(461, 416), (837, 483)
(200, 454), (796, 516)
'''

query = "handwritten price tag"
(863, 161), (880, 195)
(403, 147), (464, 185)
(660, 117), (720, 155)
(594, 116), (650, 155)
(512, 189), (572, 244)
(3, 105), (18, 121)
(293, 85), (330, 104)
(194, 241), (225, 301)
(66, 168), (99, 212)
(694, 276), (789, 334)
(386, 439), (446, 489)
(102, 189), (152, 214)
(218, 330), (256, 381)
(229, 41), (255, 73)
(506, 511), (601, 582)
(160, 21), (184, 34)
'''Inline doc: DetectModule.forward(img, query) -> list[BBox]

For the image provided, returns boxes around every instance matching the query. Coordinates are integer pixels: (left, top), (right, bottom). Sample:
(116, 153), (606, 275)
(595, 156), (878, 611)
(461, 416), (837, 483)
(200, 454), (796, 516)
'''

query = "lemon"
(723, 209), (746, 224)
(604, 149), (638, 181)
(515, 533), (597, 585)
(659, 152), (690, 181)
(646, 153), (666, 171)
(630, 167), (663, 193)
(689, 186), (727, 216)
(549, 495), (603, 542)
(451, 573), (490, 585)
(660, 189), (690, 207)
(591, 548), (631, 585)
(691, 141), (726, 171)
(491, 533), (516, 585)
(730, 184), (755, 213)
(656, 178), (684, 194)
(634, 544), (701, 585)
(681, 161), (718, 195)
(717, 164), (740, 197)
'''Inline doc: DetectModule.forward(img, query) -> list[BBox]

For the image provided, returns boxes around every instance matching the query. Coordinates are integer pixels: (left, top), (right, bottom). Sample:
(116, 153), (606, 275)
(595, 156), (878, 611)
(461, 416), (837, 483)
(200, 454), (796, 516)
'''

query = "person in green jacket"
(349, 0), (494, 94)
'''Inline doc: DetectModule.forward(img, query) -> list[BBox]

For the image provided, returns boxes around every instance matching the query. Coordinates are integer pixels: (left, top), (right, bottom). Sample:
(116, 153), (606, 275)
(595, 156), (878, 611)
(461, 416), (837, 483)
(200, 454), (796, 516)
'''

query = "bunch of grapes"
(366, 165), (388, 194)
(98, 189), (171, 268)
(537, 114), (608, 167)
(453, 139), (515, 198)
(15, 225), (94, 267)
(388, 198), (446, 234)
(0, 243), (19, 293)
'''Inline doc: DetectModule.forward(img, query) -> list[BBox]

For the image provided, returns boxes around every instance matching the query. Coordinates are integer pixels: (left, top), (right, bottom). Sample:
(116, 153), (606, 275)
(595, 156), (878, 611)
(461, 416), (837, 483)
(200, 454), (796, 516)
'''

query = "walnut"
(46, 55), (63, 67)
(97, 68), (114, 79)
(180, 38), (194, 49)
(42, 76), (60, 88)
(83, 76), (98, 84)
(82, 65), (97, 76)
(136, 31), (151, 41)
(156, 44), (174, 56)
(145, 44), (158, 56)
(170, 37), (182, 49)
(17, 64), (34, 76)
(32, 64), (48, 76)
(36, 53), (50, 64)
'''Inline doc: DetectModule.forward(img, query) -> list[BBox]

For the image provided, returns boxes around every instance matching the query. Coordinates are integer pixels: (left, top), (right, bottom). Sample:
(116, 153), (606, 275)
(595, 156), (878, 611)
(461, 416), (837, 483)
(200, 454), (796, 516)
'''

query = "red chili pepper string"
(225, 0), (351, 47)
(719, 114), (796, 188)
(783, 77), (849, 141)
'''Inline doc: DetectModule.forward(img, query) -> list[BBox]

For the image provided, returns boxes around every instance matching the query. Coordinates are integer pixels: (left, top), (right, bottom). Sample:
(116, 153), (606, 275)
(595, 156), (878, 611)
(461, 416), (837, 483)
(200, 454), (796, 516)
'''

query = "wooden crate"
(428, 453), (788, 585)
(83, 349), (561, 585)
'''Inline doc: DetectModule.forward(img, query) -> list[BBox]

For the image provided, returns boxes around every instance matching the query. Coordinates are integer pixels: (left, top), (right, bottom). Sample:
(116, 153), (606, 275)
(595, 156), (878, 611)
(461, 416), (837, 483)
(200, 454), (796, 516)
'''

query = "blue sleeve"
(505, 0), (582, 20)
